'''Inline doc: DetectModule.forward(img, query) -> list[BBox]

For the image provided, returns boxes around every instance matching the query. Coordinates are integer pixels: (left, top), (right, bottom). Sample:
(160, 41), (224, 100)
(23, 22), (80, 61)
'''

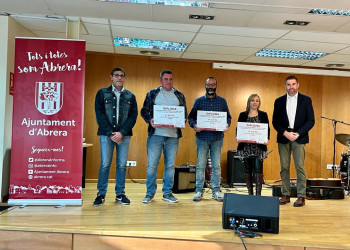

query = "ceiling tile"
(192, 33), (275, 48)
(317, 54), (350, 63)
(111, 26), (196, 43)
(268, 40), (348, 53)
(283, 30), (350, 44)
(182, 52), (248, 62)
(81, 17), (109, 25)
(32, 30), (66, 39)
(84, 23), (110, 36)
(200, 25), (289, 38)
(187, 44), (259, 55)
(110, 20), (200, 32)
(12, 17), (66, 32)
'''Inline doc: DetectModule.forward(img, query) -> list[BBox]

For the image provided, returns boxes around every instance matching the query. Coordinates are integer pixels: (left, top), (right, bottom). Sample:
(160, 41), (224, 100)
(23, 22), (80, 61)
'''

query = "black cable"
(127, 164), (142, 184)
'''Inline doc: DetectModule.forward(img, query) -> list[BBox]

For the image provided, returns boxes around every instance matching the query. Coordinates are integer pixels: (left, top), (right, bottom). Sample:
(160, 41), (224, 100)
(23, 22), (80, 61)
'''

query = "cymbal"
(335, 133), (350, 146)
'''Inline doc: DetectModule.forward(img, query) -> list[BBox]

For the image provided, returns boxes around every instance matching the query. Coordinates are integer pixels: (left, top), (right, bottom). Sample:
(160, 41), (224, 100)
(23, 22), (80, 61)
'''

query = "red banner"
(9, 38), (85, 206)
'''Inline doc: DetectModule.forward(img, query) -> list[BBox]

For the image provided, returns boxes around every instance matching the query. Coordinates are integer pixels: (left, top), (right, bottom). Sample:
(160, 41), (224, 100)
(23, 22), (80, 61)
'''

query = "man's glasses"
(113, 74), (125, 78)
(206, 83), (217, 87)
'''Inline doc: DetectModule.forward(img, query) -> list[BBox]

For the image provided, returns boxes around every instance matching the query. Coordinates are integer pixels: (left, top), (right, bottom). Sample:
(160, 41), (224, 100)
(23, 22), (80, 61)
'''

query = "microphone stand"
(321, 116), (350, 178)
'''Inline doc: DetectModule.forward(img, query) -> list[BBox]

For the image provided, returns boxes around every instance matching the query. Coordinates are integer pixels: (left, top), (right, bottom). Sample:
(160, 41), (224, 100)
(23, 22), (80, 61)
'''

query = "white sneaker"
(212, 191), (223, 202)
(193, 192), (203, 202)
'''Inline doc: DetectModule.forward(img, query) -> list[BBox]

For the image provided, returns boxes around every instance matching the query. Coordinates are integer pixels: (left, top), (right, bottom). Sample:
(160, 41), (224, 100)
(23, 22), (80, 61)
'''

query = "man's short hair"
(285, 75), (298, 83)
(111, 67), (126, 77)
(206, 77), (217, 84)
(160, 69), (173, 78)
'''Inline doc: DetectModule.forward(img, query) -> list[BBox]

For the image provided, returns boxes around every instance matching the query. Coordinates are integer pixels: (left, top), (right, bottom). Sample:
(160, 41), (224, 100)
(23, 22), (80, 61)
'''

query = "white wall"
(0, 16), (35, 201)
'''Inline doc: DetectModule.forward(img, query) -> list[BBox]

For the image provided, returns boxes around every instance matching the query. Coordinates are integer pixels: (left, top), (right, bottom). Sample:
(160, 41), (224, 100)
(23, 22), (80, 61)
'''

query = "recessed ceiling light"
(140, 50), (160, 55)
(284, 20), (309, 26)
(189, 14), (201, 19)
(254, 49), (327, 60)
(309, 9), (350, 16)
(325, 64), (345, 68)
(114, 37), (188, 51)
(189, 14), (214, 20)
(98, 0), (210, 7)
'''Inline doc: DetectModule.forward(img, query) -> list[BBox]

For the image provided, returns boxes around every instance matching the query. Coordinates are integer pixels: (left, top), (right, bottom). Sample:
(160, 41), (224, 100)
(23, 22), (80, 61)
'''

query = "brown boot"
(293, 197), (305, 207)
(256, 174), (264, 196)
(244, 173), (254, 195)
(279, 195), (290, 205)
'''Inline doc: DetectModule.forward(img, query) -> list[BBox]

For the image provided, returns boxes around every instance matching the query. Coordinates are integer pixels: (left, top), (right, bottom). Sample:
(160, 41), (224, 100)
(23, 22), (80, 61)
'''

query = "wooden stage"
(0, 182), (349, 250)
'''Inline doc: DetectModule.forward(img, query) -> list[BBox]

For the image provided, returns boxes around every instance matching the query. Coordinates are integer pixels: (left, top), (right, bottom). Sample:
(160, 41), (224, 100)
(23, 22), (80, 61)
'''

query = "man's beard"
(206, 88), (216, 96)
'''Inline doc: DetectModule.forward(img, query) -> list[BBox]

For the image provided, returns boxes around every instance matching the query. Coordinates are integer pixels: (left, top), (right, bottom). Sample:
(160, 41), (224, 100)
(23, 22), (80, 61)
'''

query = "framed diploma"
(197, 110), (227, 131)
(153, 105), (185, 128)
(236, 122), (268, 144)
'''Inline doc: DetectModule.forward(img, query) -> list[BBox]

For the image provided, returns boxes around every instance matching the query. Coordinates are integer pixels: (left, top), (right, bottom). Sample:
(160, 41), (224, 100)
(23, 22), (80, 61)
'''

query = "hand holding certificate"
(153, 105), (185, 128)
(197, 110), (227, 131)
(237, 122), (268, 144)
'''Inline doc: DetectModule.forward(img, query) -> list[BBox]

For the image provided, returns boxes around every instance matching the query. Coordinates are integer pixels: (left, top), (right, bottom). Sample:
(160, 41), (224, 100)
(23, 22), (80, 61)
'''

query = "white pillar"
(0, 16), (35, 201)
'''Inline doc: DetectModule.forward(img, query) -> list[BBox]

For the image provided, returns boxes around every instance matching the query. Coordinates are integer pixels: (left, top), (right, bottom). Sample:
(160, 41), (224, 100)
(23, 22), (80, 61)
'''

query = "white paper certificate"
(153, 105), (185, 128)
(236, 122), (268, 144)
(197, 110), (227, 131)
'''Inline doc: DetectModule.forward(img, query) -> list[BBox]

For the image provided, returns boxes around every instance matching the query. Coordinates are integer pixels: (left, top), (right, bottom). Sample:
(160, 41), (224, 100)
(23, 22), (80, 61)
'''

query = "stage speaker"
(227, 150), (245, 186)
(222, 193), (279, 234)
(172, 165), (196, 193)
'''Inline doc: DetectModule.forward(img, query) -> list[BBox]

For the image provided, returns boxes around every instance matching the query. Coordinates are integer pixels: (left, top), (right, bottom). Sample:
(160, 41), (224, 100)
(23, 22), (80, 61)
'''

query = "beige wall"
(84, 52), (350, 183)
(0, 16), (35, 200)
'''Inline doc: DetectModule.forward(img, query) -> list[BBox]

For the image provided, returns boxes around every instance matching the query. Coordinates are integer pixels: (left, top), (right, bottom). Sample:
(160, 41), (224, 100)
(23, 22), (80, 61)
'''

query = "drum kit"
(336, 133), (350, 191)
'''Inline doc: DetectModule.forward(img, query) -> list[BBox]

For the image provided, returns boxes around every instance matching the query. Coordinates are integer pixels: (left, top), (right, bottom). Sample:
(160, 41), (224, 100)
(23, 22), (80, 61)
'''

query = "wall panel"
(84, 52), (350, 183)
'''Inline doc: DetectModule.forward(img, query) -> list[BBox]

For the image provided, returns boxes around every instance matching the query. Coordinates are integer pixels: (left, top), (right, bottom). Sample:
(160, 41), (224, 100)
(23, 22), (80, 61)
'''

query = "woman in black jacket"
(237, 94), (270, 195)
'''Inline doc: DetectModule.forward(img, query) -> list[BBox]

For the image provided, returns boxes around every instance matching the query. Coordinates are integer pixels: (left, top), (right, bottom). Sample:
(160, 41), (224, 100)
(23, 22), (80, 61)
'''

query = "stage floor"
(0, 182), (349, 250)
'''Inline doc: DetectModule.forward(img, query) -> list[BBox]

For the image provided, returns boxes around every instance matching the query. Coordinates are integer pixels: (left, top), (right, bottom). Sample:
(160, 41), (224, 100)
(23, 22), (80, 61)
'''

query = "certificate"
(197, 110), (227, 131)
(153, 105), (185, 128)
(236, 122), (268, 144)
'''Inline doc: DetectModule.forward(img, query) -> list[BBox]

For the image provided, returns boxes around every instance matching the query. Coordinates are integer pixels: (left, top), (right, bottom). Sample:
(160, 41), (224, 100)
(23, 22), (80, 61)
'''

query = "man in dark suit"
(272, 75), (315, 207)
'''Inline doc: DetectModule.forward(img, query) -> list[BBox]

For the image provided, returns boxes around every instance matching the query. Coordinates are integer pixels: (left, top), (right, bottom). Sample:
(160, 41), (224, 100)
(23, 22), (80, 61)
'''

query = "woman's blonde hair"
(246, 93), (261, 112)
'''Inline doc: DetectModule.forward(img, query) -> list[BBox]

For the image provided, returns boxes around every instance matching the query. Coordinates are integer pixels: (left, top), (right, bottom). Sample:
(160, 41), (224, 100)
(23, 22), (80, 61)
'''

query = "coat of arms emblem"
(35, 82), (64, 115)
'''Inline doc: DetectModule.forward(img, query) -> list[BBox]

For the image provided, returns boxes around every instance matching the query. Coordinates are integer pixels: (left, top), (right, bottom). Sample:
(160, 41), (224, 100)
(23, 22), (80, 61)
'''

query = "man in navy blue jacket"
(272, 75), (315, 207)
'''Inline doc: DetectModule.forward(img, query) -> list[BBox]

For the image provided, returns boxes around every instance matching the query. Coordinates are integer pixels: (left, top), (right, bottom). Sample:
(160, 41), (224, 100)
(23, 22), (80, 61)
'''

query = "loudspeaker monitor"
(222, 193), (279, 234)
(172, 165), (196, 193)
(227, 150), (245, 186)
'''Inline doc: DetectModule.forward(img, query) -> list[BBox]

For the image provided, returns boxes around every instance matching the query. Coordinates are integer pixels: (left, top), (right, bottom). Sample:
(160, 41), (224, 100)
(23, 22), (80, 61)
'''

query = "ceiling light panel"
(254, 49), (327, 60)
(309, 9), (350, 16)
(114, 37), (188, 51)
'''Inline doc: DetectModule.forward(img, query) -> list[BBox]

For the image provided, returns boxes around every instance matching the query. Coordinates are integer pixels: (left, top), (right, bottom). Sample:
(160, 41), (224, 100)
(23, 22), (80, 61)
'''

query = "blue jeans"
(146, 135), (179, 196)
(195, 137), (223, 193)
(97, 135), (131, 196)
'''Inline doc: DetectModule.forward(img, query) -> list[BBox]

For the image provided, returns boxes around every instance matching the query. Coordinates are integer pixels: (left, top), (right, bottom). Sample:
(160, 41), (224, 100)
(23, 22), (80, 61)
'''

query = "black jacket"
(272, 93), (314, 144)
(95, 85), (138, 137)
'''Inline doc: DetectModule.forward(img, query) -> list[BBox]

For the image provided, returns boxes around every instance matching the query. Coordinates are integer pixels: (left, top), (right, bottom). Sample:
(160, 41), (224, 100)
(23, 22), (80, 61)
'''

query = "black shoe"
(93, 194), (105, 206)
(116, 194), (130, 205)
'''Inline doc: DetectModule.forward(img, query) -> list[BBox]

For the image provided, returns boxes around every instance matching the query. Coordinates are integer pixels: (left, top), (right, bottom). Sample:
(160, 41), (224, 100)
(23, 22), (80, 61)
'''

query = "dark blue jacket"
(272, 93), (314, 144)
(95, 85), (138, 137)
(140, 86), (187, 138)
